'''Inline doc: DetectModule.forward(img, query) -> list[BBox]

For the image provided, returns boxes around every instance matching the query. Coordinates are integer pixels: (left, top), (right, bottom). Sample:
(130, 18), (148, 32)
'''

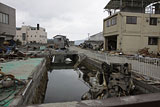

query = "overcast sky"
(0, 0), (109, 40)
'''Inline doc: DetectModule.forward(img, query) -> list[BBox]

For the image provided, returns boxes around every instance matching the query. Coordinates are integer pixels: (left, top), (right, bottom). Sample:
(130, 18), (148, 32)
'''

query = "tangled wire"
(0, 67), (26, 106)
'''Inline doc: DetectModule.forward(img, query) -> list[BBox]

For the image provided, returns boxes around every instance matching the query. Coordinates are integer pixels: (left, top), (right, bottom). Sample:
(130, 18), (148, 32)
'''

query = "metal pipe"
(22, 79), (33, 96)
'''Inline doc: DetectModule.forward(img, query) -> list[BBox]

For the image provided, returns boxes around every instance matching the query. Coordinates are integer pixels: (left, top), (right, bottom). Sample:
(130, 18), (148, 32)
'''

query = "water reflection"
(44, 55), (134, 103)
(44, 69), (89, 103)
(44, 64), (108, 103)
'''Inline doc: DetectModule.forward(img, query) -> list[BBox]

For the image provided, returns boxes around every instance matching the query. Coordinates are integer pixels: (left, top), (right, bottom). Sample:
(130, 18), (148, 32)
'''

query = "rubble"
(138, 47), (160, 58)
(0, 68), (26, 87)
(79, 42), (103, 51)
(79, 61), (134, 100)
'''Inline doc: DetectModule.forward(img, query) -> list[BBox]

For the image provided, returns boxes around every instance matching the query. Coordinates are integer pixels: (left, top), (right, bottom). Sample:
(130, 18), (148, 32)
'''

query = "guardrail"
(81, 50), (160, 80)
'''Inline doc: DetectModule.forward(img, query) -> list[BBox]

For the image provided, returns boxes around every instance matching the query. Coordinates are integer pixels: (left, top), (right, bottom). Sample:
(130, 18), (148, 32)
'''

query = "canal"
(43, 54), (140, 104)
(44, 68), (89, 103)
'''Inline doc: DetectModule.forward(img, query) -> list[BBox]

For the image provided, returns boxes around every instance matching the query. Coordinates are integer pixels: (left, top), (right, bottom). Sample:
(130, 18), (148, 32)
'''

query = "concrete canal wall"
(79, 55), (160, 94)
(27, 92), (160, 107)
(1, 50), (158, 106)
(8, 58), (48, 106)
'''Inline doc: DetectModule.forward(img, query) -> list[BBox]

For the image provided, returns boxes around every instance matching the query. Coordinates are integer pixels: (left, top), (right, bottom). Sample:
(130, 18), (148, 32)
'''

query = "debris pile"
(0, 68), (26, 106)
(106, 63), (134, 97)
(108, 51), (123, 55)
(80, 62), (134, 100)
(138, 47), (160, 58)
(0, 47), (27, 61)
(138, 47), (150, 56)
(0, 67), (26, 88)
(79, 42), (103, 51)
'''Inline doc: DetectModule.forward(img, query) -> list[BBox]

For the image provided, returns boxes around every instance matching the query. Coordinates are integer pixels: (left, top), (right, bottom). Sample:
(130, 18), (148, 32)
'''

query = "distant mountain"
(74, 39), (85, 45)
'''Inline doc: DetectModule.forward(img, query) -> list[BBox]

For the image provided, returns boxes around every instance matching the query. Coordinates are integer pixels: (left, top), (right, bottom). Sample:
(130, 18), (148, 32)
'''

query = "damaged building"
(103, 0), (160, 54)
(0, 3), (16, 46)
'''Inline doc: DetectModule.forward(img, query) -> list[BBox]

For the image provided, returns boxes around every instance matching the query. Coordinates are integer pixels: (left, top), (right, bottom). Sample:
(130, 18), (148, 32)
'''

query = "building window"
(111, 17), (117, 26)
(150, 18), (157, 25)
(0, 13), (2, 23)
(148, 37), (158, 45)
(16, 28), (21, 30)
(35, 35), (36, 37)
(22, 33), (26, 41)
(0, 12), (9, 24)
(31, 27), (36, 30)
(106, 20), (111, 27)
(5, 14), (9, 24)
(106, 16), (117, 27)
(58, 38), (61, 41)
(126, 16), (137, 24)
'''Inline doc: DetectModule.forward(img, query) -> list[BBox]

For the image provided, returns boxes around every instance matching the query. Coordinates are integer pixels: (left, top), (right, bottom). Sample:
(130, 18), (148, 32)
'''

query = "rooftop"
(104, 0), (160, 9)
(0, 2), (15, 10)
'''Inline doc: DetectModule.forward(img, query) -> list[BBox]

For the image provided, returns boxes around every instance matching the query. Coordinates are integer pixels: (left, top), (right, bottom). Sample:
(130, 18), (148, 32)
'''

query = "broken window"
(126, 16), (137, 24)
(148, 37), (158, 45)
(150, 18), (157, 25)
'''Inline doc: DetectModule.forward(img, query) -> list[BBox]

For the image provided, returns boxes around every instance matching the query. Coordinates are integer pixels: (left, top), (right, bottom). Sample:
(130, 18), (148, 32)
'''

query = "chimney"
(37, 24), (39, 30)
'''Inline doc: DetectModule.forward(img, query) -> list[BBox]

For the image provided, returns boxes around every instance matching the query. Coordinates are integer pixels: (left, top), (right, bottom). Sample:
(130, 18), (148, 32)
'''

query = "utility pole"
(120, 0), (122, 11)
(88, 33), (90, 40)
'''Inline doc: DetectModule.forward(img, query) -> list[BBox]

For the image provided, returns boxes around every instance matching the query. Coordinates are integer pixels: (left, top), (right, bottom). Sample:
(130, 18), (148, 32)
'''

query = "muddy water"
(44, 69), (89, 103)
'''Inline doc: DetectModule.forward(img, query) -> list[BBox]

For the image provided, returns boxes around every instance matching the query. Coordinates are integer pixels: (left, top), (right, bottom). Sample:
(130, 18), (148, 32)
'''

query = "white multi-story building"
(14, 24), (47, 45)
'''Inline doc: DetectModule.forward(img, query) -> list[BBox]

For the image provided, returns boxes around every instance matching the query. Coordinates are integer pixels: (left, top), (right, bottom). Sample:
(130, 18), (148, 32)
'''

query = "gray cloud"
(0, 0), (109, 40)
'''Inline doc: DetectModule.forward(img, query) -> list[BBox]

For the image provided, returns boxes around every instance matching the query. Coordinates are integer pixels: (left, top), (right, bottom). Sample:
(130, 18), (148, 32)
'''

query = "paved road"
(69, 46), (160, 80)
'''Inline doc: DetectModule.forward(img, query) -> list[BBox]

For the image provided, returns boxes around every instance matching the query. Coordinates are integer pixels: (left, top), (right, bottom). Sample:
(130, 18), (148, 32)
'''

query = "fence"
(80, 50), (160, 80)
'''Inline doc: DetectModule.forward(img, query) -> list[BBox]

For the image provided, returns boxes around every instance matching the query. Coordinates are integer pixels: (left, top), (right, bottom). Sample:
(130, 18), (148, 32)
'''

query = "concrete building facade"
(103, 0), (160, 54)
(53, 35), (69, 49)
(89, 32), (104, 41)
(86, 32), (104, 48)
(0, 3), (16, 45)
(15, 25), (47, 45)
